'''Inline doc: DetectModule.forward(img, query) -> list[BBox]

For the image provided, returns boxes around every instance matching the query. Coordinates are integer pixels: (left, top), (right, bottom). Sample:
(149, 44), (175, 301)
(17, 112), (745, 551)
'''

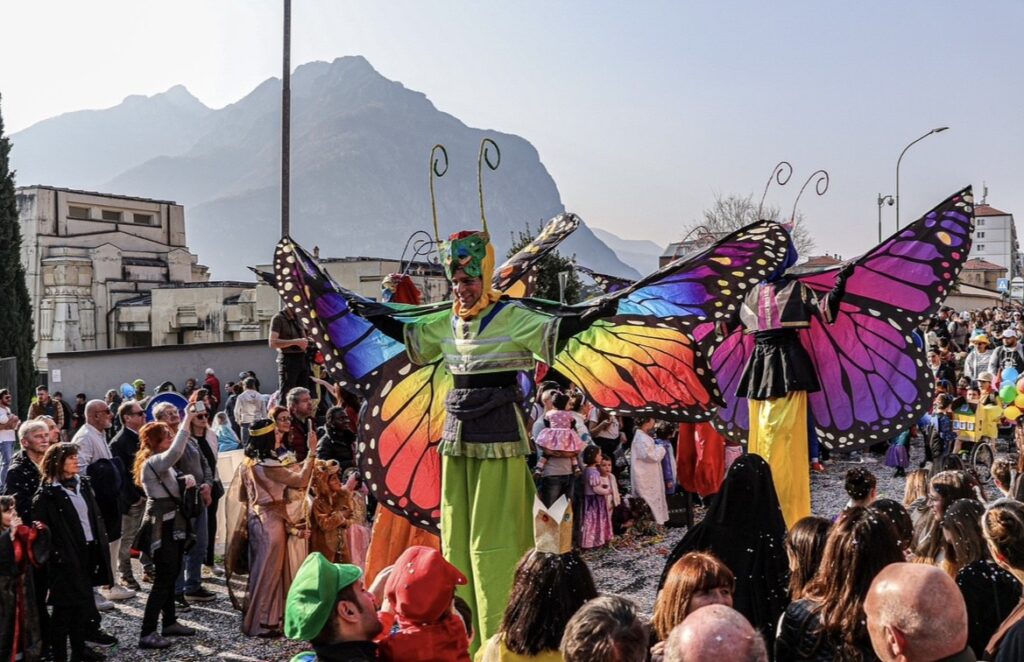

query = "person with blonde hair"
(913, 471), (978, 564)
(941, 499), (1020, 655)
(983, 499), (1024, 660)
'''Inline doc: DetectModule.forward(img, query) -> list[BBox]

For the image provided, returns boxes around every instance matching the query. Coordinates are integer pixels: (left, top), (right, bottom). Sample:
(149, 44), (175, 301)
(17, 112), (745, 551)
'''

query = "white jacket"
(234, 389), (267, 425)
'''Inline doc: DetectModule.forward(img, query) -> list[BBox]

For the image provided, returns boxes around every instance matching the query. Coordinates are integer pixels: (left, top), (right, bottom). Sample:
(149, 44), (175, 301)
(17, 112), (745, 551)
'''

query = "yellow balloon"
(1005, 405), (1022, 421)
(1015, 393), (1024, 409)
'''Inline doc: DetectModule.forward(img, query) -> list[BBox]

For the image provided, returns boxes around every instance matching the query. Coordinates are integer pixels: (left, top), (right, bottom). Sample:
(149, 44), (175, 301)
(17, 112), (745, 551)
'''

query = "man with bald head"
(71, 398), (136, 602)
(865, 562), (975, 661)
(664, 604), (768, 662)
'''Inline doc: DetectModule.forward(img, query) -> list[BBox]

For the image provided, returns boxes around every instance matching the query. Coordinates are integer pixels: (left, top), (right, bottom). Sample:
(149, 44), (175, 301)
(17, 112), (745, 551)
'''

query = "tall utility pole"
(281, 0), (292, 238)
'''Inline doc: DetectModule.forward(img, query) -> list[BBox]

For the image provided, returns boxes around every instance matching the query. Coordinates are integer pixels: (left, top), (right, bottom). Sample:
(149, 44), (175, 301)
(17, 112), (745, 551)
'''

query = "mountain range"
(590, 228), (663, 275)
(11, 56), (641, 280)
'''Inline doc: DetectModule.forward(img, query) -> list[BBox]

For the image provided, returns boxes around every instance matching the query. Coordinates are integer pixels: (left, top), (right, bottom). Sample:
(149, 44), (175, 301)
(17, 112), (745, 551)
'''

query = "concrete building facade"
(960, 258), (1007, 291)
(17, 186), (450, 374)
(16, 186), (210, 371)
(970, 203), (1021, 278)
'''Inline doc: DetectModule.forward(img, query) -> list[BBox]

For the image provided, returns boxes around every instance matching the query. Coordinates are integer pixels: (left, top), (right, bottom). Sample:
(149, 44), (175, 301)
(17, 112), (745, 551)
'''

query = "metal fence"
(0, 356), (16, 413)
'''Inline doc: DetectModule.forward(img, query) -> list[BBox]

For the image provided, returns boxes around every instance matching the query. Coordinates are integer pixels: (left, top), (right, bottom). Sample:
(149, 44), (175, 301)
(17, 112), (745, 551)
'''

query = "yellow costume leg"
(748, 391), (811, 528)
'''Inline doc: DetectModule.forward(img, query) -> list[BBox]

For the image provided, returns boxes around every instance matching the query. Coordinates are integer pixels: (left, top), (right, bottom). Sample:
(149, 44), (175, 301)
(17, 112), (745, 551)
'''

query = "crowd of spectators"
(6, 304), (1024, 660)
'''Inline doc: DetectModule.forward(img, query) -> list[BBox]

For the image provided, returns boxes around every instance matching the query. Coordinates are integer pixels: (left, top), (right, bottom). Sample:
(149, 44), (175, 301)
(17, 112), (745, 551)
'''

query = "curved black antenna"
(757, 161), (793, 220)
(673, 224), (717, 260)
(477, 138), (500, 234)
(399, 230), (437, 275)
(790, 169), (830, 230)
(429, 144), (449, 243)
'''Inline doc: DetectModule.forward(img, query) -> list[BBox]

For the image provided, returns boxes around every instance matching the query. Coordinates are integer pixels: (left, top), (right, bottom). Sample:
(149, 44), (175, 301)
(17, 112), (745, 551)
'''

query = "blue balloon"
(1003, 367), (1020, 385)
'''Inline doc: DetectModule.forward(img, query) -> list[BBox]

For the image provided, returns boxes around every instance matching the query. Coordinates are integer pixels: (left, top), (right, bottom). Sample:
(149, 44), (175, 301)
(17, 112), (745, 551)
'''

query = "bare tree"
(681, 193), (817, 257)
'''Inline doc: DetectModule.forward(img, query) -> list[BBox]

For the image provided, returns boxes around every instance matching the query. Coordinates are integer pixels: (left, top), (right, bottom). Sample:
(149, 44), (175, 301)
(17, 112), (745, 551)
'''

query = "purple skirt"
(581, 494), (612, 549)
(885, 444), (909, 469)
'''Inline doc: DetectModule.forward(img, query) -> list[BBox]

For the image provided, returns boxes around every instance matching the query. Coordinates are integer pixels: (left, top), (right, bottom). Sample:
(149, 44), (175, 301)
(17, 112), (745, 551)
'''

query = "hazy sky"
(2, 1), (1022, 258)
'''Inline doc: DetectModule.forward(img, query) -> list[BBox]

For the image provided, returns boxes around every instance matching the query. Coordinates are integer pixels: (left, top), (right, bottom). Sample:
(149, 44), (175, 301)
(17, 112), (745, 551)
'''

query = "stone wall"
(46, 339), (278, 401)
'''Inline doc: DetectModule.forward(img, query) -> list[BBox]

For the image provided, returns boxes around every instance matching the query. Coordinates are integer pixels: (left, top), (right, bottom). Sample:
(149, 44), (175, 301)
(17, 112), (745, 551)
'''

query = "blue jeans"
(0, 440), (13, 490)
(175, 506), (208, 594)
(538, 474), (575, 508)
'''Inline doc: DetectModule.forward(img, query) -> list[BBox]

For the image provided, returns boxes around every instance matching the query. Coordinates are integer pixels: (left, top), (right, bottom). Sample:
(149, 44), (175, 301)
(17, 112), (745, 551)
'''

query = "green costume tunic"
(402, 299), (560, 650)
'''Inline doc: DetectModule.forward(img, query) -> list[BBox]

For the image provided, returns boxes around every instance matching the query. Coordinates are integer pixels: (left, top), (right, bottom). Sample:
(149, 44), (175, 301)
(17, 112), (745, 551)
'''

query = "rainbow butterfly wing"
(274, 239), (404, 389)
(553, 316), (723, 421)
(552, 221), (789, 423)
(614, 221), (792, 320)
(359, 356), (450, 531)
(274, 239), (447, 530)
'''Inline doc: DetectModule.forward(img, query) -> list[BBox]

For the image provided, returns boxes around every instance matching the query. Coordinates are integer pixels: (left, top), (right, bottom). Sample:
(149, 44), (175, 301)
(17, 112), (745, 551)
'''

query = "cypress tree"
(0, 94), (35, 415)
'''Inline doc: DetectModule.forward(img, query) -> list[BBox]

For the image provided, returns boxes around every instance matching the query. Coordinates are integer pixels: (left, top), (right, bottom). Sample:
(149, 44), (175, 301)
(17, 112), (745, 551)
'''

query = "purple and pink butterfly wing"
(706, 187), (974, 449)
(798, 186), (974, 449)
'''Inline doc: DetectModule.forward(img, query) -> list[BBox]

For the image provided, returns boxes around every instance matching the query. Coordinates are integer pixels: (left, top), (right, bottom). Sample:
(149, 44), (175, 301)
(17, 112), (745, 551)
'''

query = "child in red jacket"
(377, 545), (470, 662)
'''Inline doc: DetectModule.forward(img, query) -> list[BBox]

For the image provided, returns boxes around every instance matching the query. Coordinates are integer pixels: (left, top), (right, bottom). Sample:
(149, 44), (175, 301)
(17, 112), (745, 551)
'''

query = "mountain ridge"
(11, 56), (640, 280)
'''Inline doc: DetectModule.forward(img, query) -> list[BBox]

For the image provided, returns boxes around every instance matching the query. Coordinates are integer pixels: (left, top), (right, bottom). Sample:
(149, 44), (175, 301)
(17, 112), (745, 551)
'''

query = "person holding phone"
(172, 400), (217, 608)
(132, 407), (202, 649)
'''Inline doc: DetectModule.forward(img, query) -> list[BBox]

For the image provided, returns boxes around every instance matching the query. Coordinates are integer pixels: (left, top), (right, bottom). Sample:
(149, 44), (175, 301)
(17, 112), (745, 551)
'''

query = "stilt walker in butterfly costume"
(271, 141), (797, 647)
(341, 143), (640, 645)
(698, 169), (975, 527)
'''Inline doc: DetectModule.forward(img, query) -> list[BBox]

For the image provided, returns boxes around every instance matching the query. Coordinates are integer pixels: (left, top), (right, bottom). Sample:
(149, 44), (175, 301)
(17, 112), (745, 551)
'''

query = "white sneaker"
(103, 584), (137, 601)
(94, 590), (115, 612)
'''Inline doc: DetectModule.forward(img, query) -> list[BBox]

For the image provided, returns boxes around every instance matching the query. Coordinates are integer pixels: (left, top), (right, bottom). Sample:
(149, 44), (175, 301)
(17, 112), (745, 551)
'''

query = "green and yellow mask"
(439, 230), (491, 281)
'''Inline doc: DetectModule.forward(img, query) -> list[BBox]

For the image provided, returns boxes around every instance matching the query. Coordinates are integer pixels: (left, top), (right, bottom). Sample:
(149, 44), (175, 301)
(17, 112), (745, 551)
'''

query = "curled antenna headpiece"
(429, 144), (449, 243)
(477, 138), (500, 234)
(790, 169), (830, 230)
(399, 230), (436, 275)
(757, 161), (793, 220)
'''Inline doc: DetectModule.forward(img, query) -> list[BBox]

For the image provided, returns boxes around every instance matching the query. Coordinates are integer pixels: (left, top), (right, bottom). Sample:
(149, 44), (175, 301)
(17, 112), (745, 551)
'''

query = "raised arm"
(148, 424), (190, 475)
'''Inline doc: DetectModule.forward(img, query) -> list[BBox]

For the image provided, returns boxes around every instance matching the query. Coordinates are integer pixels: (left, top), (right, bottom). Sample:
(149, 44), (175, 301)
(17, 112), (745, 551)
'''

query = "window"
(977, 244), (985, 251)
(101, 210), (123, 222)
(133, 213), (154, 225)
(67, 205), (91, 219)
(978, 219), (985, 226)
(977, 231), (985, 238)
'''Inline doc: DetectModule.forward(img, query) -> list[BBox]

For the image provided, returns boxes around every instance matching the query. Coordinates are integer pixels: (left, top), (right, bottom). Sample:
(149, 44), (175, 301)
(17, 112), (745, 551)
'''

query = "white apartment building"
(970, 203), (1021, 278)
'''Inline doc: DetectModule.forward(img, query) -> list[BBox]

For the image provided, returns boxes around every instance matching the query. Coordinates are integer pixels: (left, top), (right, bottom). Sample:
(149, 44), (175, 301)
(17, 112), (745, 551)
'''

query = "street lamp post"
(281, 0), (292, 238)
(895, 126), (948, 230)
(877, 194), (894, 242)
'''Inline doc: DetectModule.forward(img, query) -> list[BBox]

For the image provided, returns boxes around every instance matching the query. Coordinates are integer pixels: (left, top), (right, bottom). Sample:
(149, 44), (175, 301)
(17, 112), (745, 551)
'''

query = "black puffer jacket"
(0, 452), (42, 522)
(774, 599), (878, 662)
(32, 478), (113, 607)
(316, 428), (356, 471)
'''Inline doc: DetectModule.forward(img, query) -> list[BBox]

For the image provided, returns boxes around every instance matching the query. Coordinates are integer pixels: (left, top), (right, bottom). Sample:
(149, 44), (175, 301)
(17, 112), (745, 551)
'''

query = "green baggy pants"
(441, 454), (536, 653)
